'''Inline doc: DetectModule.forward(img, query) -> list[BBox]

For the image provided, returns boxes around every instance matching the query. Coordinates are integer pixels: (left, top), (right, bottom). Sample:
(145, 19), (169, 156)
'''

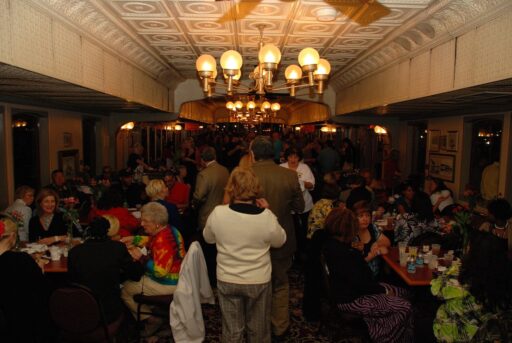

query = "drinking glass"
(444, 253), (453, 267)
(409, 246), (418, 258)
(398, 242), (407, 255)
(428, 255), (438, 269)
(399, 252), (409, 267)
(432, 244), (441, 256)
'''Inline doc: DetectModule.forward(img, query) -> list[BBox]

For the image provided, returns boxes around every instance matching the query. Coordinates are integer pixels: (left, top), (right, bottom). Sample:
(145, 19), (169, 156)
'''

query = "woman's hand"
(128, 247), (143, 261)
(256, 198), (270, 209)
(351, 241), (364, 251)
(121, 236), (134, 248)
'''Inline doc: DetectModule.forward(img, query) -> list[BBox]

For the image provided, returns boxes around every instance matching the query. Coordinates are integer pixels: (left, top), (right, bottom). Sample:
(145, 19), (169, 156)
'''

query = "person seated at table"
(478, 198), (512, 255)
(121, 202), (185, 326)
(0, 215), (55, 342)
(345, 176), (373, 210)
(427, 177), (455, 216)
(28, 188), (70, 244)
(395, 182), (416, 215)
(307, 184), (343, 240)
(432, 231), (512, 342)
(68, 217), (144, 324)
(4, 185), (35, 242)
(351, 201), (391, 277)
(110, 168), (147, 208)
(88, 188), (139, 237)
(394, 191), (443, 246)
(145, 179), (183, 232)
(323, 208), (413, 343)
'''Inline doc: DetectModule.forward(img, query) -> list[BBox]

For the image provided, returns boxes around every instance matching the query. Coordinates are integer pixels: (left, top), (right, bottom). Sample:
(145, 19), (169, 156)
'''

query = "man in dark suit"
(251, 136), (305, 339)
(192, 146), (229, 285)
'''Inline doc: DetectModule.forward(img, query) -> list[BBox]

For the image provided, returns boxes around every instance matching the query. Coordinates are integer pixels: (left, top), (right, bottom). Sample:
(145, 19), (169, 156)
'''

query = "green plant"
(451, 206), (472, 255)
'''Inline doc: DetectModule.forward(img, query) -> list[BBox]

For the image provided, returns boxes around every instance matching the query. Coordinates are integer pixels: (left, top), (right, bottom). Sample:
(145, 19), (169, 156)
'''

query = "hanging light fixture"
(196, 25), (330, 98)
(225, 96), (281, 123)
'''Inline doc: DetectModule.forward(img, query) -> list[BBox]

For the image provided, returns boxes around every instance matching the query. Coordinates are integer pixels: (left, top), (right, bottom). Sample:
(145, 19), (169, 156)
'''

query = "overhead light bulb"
(374, 125), (387, 135)
(258, 43), (281, 64)
(196, 54), (216, 72)
(121, 122), (135, 130)
(285, 65), (303, 81)
(174, 124), (182, 131)
(247, 101), (256, 110)
(220, 50), (243, 70)
(298, 47), (320, 67)
(271, 103), (281, 112)
(235, 101), (243, 109)
(226, 101), (234, 110)
(314, 58), (331, 76)
(262, 101), (271, 110)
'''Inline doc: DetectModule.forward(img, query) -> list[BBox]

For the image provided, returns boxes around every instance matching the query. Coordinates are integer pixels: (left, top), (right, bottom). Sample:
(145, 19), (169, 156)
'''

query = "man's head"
(250, 136), (274, 162)
(163, 172), (176, 189)
(201, 146), (216, 163)
(360, 169), (373, 186)
(51, 169), (65, 186)
(118, 169), (133, 186)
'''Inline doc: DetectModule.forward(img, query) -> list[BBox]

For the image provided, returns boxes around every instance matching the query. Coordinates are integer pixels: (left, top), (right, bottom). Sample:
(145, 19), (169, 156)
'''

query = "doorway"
(12, 113), (40, 189)
(409, 122), (427, 189)
(82, 118), (97, 176)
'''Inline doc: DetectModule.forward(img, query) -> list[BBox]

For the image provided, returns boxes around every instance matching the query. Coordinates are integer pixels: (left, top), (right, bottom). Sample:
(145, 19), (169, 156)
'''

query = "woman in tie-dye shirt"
(121, 202), (185, 321)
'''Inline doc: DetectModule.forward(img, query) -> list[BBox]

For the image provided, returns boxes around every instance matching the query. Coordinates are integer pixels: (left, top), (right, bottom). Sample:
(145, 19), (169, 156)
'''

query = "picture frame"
(439, 135), (447, 150)
(58, 149), (79, 180)
(428, 153), (455, 182)
(447, 131), (458, 151)
(429, 130), (440, 152)
(63, 132), (72, 148)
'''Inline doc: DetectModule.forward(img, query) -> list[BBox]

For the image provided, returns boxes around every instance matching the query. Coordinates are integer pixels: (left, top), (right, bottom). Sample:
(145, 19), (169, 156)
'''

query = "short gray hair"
(141, 202), (168, 226)
(201, 146), (216, 162)
(251, 136), (274, 161)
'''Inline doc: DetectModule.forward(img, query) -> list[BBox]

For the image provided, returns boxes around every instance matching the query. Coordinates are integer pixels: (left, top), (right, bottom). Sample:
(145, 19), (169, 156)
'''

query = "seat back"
(49, 284), (107, 336)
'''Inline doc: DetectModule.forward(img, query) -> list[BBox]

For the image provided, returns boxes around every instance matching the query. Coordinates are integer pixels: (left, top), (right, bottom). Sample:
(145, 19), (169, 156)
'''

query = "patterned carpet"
(139, 264), (367, 343)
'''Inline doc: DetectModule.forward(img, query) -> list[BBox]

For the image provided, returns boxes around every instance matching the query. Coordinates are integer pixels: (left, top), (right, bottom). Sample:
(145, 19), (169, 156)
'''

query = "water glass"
(398, 242), (407, 255)
(399, 252), (409, 267)
(428, 255), (438, 269)
(432, 244), (441, 256)
(444, 253), (454, 267)
(409, 246), (418, 258)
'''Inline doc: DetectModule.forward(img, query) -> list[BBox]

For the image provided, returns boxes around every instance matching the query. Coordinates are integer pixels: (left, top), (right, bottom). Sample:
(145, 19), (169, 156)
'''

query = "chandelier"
(225, 96), (281, 123)
(195, 25), (331, 98)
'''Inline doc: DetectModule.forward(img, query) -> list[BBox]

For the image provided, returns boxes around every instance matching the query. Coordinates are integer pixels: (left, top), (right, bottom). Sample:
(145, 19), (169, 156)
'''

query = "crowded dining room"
(2, 0), (512, 342)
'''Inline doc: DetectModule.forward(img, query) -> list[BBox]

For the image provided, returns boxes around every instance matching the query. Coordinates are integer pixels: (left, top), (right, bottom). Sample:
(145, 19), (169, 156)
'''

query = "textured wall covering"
(430, 40), (455, 95)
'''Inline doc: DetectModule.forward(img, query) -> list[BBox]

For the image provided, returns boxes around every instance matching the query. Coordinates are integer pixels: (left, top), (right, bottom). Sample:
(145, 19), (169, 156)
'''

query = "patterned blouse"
(394, 213), (442, 245)
(431, 264), (512, 342)
(132, 226), (186, 285)
(307, 199), (334, 239)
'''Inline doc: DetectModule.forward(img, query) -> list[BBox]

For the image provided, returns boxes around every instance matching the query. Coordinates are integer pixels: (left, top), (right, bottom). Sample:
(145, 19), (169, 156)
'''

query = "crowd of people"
(1, 129), (511, 342)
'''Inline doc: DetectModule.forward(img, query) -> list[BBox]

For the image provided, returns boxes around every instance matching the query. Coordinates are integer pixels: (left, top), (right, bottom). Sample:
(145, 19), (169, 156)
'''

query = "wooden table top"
(382, 247), (434, 287)
(43, 257), (68, 273)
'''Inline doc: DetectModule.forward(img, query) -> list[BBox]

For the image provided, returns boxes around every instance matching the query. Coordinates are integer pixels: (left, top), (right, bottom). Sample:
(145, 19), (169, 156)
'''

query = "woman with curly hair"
(432, 230), (512, 342)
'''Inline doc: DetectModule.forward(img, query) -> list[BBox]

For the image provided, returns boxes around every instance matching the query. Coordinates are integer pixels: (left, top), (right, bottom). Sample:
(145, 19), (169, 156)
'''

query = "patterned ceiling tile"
(170, 1), (228, 18)
(188, 33), (234, 46)
(155, 45), (195, 55)
(295, 2), (359, 23)
(239, 34), (282, 46)
(180, 19), (231, 34)
(124, 18), (179, 33)
(140, 33), (188, 45)
(109, 0), (171, 18)
(239, 1), (293, 20)
(343, 23), (395, 38)
(331, 37), (381, 49)
(285, 35), (331, 48)
(238, 19), (286, 34)
(289, 21), (343, 36)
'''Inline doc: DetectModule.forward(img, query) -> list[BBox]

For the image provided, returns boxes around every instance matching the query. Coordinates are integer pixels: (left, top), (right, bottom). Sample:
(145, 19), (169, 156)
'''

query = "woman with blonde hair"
(145, 178), (182, 230)
(29, 188), (68, 244)
(0, 215), (53, 341)
(203, 167), (286, 342)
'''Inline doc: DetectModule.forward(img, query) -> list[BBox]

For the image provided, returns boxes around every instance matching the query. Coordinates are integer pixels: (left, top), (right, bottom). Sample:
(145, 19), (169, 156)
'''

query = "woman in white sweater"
(203, 167), (286, 343)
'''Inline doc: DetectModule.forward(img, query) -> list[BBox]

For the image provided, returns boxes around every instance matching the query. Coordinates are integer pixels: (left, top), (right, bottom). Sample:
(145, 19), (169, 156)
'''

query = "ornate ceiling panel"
(28, 0), (510, 89)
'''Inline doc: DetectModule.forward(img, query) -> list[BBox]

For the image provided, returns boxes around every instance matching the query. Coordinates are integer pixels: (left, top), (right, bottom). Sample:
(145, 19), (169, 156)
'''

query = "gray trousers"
(217, 280), (272, 343)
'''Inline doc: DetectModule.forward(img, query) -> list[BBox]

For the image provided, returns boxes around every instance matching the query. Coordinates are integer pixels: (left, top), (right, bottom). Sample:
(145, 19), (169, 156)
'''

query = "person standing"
(192, 146), (230, 284)
(203, 167), (286, 342)
(250, 136), (305, 339)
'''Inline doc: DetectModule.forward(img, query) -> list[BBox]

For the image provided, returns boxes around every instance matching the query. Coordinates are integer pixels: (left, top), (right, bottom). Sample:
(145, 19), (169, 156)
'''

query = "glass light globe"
(220, 50), (243, 70)
(298, 48), (320, 66)
(247, 101), (256, 110)
(258, 43), (281, 64)
(174, 124), (183, 131)
(271, 103), (281, 112)
(314, 58), (331, 76)
(196, 54), (216, 72)
(223, 69), (241, 80)
(285, 65), (303, 81)
(226, 101), (235, 110)
(235, 101), (243, 109)
(262, 101), (271, 110)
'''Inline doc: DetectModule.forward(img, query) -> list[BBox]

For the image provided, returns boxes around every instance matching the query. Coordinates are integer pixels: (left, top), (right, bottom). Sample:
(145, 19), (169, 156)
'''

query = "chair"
(317, 254), (370, 342)
(49, 283), (123, 343)
(133, 293), (173, 325)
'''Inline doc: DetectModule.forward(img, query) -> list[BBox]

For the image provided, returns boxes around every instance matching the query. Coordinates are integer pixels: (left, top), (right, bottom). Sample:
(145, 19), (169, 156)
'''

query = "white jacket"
(170, 241), (215, 343)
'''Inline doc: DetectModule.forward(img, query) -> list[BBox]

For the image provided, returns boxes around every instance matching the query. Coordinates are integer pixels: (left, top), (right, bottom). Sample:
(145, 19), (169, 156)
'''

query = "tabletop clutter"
(397, 242), (456, 275)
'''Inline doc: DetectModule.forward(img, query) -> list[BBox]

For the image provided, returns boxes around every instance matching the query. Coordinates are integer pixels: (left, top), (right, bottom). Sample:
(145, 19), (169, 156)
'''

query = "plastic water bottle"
(407, 256), (416, 274)
(416, 252), (424, 267)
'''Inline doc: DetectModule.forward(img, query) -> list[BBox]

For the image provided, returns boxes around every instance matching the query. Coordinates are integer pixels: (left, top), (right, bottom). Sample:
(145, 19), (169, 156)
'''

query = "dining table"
(382, 247), (436, 287)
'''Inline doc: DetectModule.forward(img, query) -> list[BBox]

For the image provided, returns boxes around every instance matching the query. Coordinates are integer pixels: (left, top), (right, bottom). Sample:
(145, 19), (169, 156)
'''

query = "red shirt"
(165, 182), (190, 207)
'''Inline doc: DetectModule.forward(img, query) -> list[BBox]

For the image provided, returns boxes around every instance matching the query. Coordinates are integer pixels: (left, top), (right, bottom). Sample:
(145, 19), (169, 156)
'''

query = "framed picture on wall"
(429, 130), (440, 152)
(63, 132), (72, 148)
(447, 131), (458, 151)
(439, 135), (447, 150)
(58, 149), (79, 180)
(428, 153), (455, 182)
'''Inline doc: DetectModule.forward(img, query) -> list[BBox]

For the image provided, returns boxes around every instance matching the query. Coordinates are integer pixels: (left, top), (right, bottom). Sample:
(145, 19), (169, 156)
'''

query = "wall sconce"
(374, 125), (387, 135)
(120, 122), (135, 130)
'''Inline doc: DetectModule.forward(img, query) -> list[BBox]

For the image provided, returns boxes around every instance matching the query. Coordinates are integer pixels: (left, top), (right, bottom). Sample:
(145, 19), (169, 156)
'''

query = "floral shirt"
(394, 213), (442, 245)
(431, 264), (512, 343)
(307, 199), (334, 239)
(132, 226), (186, 285)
